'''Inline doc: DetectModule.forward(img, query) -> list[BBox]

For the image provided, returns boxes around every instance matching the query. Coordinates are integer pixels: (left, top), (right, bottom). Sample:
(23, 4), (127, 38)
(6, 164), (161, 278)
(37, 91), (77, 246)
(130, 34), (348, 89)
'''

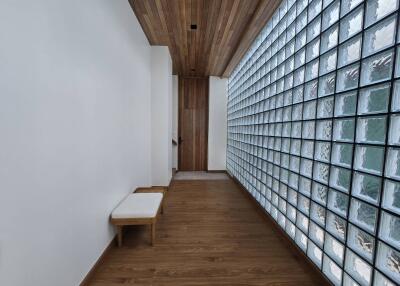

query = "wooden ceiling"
(129, 0), (280, 77)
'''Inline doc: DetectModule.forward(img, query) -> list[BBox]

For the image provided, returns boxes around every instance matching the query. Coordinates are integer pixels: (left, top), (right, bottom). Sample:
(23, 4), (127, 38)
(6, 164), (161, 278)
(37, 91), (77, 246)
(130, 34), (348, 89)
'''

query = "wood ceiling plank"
(128, 0), (280, 77)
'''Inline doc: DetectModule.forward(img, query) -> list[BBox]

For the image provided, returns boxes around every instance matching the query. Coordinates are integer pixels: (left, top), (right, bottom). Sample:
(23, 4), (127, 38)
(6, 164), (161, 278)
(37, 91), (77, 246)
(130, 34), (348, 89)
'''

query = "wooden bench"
(111, 193), (163, 247)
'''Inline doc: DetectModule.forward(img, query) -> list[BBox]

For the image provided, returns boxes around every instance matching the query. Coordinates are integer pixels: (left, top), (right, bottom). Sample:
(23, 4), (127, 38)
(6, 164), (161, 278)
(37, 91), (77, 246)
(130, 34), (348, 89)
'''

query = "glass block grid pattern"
(226, 0), (400, 285)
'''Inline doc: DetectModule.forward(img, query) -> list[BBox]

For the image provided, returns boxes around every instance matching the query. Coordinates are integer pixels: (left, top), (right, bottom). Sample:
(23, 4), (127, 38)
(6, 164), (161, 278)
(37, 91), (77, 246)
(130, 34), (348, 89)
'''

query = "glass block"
(314, 162), (330, 184)
(305, 59), (319, 81)
(321, 24), (339, 53)
(379, 211), (400, 250)
(348, 224), (375, 262)
(301, 158), (313, 178)
(328, 189), (349, 217)
(311, 202), (326, 225)
(288, 188), (298, 205)
(295, 30), (307, 50)
(322, 0), (339, 31)
(295, 228), (308, 251)
(287, 204), (297, 222)
(308, 0), (322, 22)
(303, 100), (316, 119)
(327, 211), (347, 241)
(363, 15), (397, 57)
(312, 182), (328, 205)
(297, 0), (308, 16)
(298, 194), (311, 214)
(301, 140), (314, 158)
(333, 118), (355, 142)
(317, 96), (334, 118)
(356, 116), (387, 144)
(302, 121), (315, 139)
(336, 63), (360, 92)
(325, 233), (345, 265)
(305, 80), (318, 100)
(331, 143), (353, 168)
(343, 273), (360, 286)
(299, 177), (312, 196)
(386, 147), (400, 180)
(309, 221), (325, 247)
(307, 16), (321, 41)
(286, 221), (296, 239)
(383, 179), (400, 215)
(349, 198), (378, 233)
(339, 7), (363, 43)
(318, 73), (336, 97)
(344, 250), (372, 286)
(307, 241), (323, 268)
(291, 138), (301, 155)
(338, 34), (361, 68)
(324, 0), (335, 8)
(358, 83), (390, 115)
(316, 120), (333, 140)
(341, 0), (363, 16)
(295, 48), (306, 68)
(354, 145), (385, 175)
(315, 141), (331, 162)
(376, 242), (400, 282)
(334, 91), (357, 116)
(290, 155), (300, 172)
(323, 255), (343, 285)
(365, 0), (399, 28)
(352, 172), (381, 205)
(389, 114), (400, 145)
(293, 68), (304, 86)
(320, 49), (337, 75)
(330, 167), (351, 193)
(306, 38), (320, 62)
(360, 49), (394, 86)
(292, 104), (303, 121)
(374, 270), (397, 286)
(393, 80), (400, 111)
(291, 121), (302, 138)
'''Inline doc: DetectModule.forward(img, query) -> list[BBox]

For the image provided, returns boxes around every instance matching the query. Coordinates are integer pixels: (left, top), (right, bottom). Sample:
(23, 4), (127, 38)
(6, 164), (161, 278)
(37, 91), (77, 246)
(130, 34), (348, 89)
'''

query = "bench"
(111, 193), (163, 247)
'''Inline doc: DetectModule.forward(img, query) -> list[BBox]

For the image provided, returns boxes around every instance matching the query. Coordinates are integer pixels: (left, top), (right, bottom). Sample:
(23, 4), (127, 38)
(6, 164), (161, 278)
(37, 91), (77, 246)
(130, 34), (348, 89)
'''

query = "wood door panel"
(179, 77), (208, 171)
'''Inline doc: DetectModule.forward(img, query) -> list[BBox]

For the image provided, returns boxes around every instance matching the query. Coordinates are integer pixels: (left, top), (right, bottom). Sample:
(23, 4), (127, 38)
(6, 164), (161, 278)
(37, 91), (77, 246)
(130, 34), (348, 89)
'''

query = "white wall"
(172, 75), (179, 169)
(208, 76), (228, 170)
(151, 47), (173, 186)
(0, 1), (152, 285)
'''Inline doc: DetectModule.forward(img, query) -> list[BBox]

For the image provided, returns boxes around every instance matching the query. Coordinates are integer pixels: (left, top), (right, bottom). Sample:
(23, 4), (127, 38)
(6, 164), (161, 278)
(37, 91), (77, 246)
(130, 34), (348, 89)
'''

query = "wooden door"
(178, 77), (209, 171)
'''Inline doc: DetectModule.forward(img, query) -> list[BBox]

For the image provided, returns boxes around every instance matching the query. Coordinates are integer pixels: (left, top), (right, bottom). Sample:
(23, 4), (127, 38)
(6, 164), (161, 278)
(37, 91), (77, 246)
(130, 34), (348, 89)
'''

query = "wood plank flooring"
(87, 178), (326, 285)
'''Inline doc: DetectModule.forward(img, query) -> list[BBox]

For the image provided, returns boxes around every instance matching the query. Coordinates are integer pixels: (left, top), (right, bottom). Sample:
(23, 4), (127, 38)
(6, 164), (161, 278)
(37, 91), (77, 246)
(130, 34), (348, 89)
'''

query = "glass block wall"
(226, 0), (400, 285)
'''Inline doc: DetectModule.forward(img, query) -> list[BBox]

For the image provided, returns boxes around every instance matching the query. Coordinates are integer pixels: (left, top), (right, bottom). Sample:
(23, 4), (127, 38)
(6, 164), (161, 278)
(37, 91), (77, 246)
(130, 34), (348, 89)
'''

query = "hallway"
(87, 176), (325, 285)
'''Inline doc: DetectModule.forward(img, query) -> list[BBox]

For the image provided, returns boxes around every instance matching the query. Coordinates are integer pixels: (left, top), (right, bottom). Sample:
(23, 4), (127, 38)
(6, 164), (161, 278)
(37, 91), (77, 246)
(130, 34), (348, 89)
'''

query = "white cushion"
(111, 193), (163, 219)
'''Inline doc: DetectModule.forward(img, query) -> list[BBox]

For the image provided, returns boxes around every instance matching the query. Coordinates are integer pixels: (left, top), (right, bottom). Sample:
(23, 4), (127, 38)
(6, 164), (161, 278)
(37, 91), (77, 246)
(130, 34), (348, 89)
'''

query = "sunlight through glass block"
(349, 199), (378, 234)
(348, 224), (375, 262)
(345, 250), (372, 286)
(383, 180), (400, 215)
(323, 254), (343, 285)
(376, 242), (400, 282)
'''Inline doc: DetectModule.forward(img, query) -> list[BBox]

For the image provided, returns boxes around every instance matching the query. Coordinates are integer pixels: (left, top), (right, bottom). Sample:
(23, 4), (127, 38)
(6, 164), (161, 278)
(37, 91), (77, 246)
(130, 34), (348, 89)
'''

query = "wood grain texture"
(128, 0), (280, 77)
(86, 178), (328, 286)
(178, 77), (208, 171)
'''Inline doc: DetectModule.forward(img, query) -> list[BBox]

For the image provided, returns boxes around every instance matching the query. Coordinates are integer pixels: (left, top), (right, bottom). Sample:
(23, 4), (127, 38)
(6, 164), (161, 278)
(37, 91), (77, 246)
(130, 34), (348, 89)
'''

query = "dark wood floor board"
(87, 178), (326, 285)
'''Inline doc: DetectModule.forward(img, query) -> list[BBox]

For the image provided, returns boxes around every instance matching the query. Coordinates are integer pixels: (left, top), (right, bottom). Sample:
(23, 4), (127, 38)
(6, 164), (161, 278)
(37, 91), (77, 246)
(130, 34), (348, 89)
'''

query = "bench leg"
(150, 223), (155, 246)
(117, 226), (123, 247)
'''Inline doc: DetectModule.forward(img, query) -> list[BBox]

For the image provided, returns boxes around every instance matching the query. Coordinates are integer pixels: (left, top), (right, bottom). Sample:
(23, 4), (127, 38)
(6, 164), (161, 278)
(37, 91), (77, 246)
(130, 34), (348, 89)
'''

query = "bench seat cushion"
(112, 193), (163, 219)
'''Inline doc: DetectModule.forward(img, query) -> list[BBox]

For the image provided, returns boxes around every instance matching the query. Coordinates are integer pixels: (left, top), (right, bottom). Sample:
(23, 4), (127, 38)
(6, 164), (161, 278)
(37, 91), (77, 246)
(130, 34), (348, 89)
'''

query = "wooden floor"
(87, 178), (326, 285)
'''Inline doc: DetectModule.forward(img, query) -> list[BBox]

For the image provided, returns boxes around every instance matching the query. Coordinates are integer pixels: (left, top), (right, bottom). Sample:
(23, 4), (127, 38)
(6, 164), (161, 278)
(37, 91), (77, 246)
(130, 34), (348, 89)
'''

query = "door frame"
(177, 76), (209, 171)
